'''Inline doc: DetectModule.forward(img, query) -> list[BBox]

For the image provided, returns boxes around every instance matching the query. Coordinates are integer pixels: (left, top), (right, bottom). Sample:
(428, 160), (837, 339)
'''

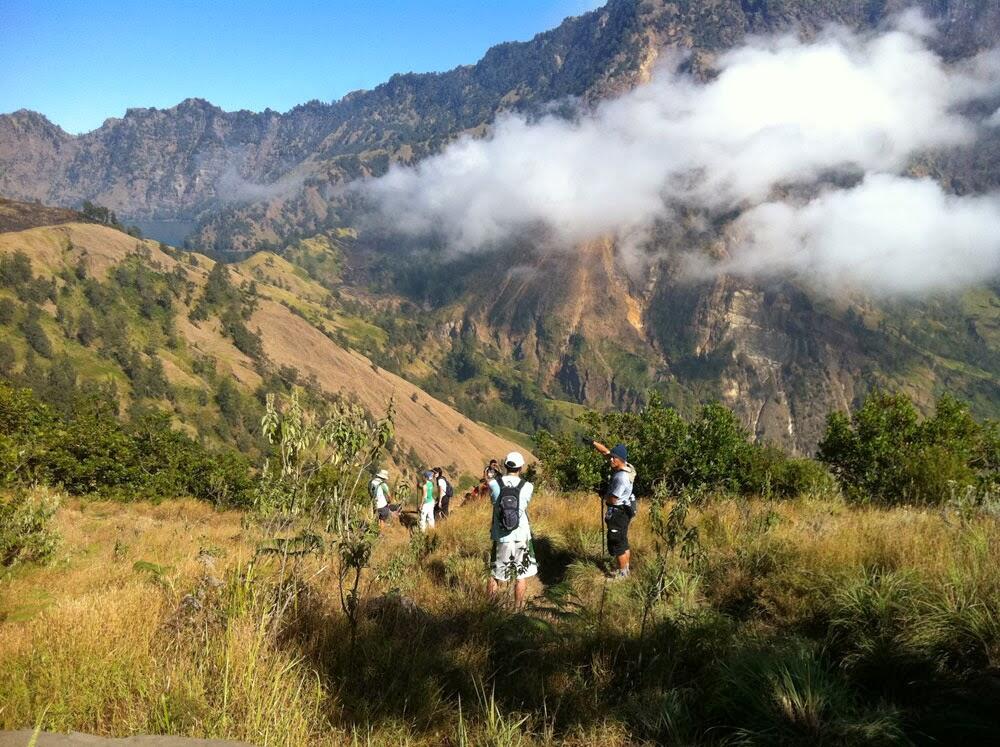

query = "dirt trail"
(0, 733), (250, 747)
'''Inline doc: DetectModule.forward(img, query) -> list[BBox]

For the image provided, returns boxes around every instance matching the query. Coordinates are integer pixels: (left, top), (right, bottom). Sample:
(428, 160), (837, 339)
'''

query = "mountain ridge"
(7, 0), (999, 225)
(0, 208), (530, 477)
(2, 0), (999, 453)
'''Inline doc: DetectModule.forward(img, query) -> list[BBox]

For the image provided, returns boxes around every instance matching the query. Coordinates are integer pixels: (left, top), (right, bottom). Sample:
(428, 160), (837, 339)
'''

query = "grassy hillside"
(0, 221), (529, 478)
(0, 197), (91, 233)
(2, 490), (998, 744)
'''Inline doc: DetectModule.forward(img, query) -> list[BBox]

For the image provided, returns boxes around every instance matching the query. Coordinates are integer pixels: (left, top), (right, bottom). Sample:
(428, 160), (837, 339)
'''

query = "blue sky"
(0, 1), (603, 134)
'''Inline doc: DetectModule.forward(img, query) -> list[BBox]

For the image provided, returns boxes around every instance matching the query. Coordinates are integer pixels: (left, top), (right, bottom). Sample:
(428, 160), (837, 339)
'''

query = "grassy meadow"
(2, 488), (999, 745)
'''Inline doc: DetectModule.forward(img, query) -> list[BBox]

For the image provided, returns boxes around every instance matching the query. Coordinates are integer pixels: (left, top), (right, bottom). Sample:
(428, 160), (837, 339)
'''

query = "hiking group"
(368, 440), (636, 608)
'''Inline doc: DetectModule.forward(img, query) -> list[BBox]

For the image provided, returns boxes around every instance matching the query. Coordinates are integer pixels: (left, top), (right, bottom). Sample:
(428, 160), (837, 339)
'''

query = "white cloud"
(356, 18), (1000, 294)
(716, 174), (1000, 294)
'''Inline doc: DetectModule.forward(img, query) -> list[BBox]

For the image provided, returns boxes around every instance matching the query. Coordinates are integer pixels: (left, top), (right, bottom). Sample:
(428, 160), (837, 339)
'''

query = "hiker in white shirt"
(433, 467), (452, 519)
(487, 451), (536, 610)
(369, 468), (400, 527)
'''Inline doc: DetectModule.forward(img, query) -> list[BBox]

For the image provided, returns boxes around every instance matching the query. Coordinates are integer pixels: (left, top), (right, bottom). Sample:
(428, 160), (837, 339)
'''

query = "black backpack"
(496, 478), (525, 532)
(444, 479), (454, 499)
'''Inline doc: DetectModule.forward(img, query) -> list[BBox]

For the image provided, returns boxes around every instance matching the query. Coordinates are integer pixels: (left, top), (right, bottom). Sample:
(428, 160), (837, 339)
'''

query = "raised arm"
(591, 440), (611, 457)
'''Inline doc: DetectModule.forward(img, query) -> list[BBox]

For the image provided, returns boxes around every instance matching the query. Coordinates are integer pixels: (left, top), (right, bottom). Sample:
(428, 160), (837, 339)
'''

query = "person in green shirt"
(419, 470), (436, 531)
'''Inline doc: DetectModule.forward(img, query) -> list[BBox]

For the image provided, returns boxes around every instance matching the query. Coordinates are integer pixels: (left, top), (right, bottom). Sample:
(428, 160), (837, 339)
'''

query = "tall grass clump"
(0, 487), (60, 567)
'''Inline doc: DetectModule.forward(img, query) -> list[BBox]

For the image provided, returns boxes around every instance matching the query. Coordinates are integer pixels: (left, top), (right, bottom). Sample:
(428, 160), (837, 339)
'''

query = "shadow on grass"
(532, 535), (577, 586)
(271, 565), (1000, 745)
(396, 509), (420, 531)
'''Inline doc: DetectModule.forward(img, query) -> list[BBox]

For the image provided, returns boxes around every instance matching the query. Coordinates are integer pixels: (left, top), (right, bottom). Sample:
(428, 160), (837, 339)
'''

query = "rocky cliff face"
(4, 1), (996, 225)
(2, 0), (998, 451)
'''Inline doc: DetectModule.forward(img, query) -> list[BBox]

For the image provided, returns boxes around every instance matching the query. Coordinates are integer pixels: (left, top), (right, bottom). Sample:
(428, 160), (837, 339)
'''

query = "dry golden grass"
(0, 497), (333, 744)
(2, 490), (998, 745)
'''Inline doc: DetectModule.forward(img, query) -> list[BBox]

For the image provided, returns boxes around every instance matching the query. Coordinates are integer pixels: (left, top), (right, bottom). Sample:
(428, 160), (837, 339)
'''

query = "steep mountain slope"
(0, 216), (529, 476)
(360, 229), (999, 453)
(2, 0), (997, 232)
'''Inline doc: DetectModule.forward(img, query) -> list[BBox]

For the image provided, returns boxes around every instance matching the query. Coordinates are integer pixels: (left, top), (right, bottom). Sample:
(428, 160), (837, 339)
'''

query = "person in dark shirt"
(593, 441), (636, 579)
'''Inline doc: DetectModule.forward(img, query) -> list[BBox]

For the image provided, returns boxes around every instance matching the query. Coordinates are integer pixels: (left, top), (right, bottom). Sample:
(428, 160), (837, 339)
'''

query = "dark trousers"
(435, 494), (451, 519)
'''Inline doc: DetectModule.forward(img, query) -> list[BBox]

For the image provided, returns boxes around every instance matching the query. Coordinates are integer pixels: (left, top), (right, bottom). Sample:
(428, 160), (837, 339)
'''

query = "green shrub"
(0, 297), (15, 325)
(0, 251), (33, 286)
(0, 489), (60, 567)
(673, 403), (753, 493)
(818, 392), (997, 505)
(20, 305), (52, 358)
(0, 341), (14, 377)
(533, 430), (604, 492)
(535, 392), (829, 497)
(747, 446), (837, 498)
(0, 382), (253, 504)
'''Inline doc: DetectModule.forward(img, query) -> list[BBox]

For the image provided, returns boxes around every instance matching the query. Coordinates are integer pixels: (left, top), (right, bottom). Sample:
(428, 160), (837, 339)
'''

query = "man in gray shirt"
(593, 441), (636, 579)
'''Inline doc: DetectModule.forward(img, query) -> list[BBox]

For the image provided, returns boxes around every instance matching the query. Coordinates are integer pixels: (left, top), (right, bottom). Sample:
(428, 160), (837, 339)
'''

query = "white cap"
(375, 469), (389, 480)
(504, 451), (525, 469)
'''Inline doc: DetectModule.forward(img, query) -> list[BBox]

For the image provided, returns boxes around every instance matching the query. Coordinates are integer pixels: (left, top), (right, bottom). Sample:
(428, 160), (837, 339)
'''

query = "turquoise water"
(131, 219), (198, 247)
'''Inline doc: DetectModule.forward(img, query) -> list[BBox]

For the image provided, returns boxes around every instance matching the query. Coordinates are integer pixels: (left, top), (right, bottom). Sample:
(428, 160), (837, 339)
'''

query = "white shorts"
(420, 502), (435, 530)
(491, 540), (538, 581)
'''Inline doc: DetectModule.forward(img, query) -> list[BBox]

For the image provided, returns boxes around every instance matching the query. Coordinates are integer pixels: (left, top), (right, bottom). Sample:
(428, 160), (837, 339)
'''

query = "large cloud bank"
(358, 16), (1000, 294)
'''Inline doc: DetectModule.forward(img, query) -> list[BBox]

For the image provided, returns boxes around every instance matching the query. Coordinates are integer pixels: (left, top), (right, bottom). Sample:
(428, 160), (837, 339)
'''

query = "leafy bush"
(0, 342), (14, 377)
(0, 251), (32, 287)
(535, 392), (828, 497)
(0, 489), (60, 567)
(19, 304), (52, 358)
(746, 445), (837, 498)
(0, 297), (15, 325)
(818, 391), (998, 505)
(0, 382), (253, 504)
(1, 251), (56, 304)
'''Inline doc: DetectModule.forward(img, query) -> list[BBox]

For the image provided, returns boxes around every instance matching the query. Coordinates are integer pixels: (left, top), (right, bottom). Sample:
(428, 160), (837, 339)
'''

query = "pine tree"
(0, 342), (15, 377)
(20, 305), (52, 358)
(76, 310), (98, 346)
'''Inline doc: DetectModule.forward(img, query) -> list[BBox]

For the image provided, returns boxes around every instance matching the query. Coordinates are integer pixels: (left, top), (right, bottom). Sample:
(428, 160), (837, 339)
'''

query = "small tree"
(20, 305), (52, 359)
(0, 297), (16, 326)
(0, 342), (14, 377)
(255, 390), (394, 639)
(76, 310), (98, 346)
(818, 391), (996, 505)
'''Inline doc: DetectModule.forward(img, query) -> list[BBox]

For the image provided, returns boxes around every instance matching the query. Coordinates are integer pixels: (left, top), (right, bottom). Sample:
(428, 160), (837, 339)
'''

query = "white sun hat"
(375, 469), (389, 480)
(504, 451), (525, 469)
